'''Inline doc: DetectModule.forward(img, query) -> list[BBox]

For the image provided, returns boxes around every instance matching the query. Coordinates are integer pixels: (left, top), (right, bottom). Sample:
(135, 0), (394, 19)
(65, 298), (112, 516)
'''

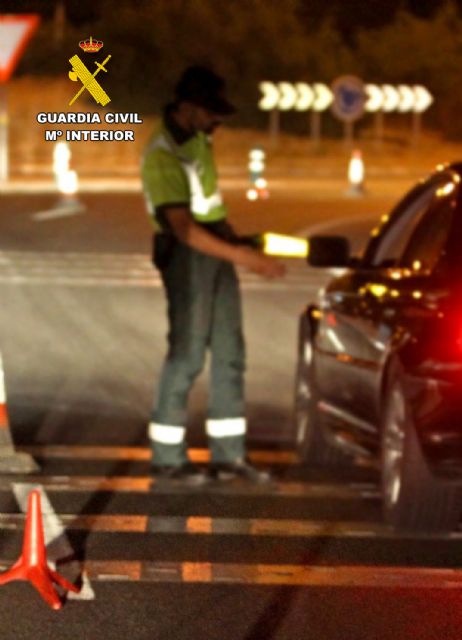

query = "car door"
(314, 172), (458, 444)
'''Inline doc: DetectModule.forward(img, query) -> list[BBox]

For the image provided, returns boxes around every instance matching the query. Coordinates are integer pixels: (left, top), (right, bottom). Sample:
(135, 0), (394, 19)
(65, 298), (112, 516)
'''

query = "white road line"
(0, 278), (320, 292)
(32, 202), (86, 221)
(0, 556), (459, 588)
(12, 483), (95, 601)
(20, 445), (299, 464)
(5, 476), (380, 499)
(35, 560), (462, 588)
(1, 513), (459, 540)
(0, 250), (327, 290)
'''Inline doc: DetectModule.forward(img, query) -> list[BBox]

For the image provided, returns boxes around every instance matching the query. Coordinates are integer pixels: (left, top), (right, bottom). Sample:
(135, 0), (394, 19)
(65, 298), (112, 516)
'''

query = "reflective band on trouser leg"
(206, 418), (246, 463)
(148, 422), (187, 467)
(149, 423), (186, 444)
(207, 419), (246, 438)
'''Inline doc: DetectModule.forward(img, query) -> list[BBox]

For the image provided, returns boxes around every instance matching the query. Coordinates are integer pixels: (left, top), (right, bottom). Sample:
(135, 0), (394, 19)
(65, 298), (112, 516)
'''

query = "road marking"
(12, 483), (95, 600)
(0, 276), (320, 291)
(0, 514), (447, 539)
(32, 202), (86, 221)
(1, 475), (380, 498)
(0, 250), (325, 290)
(2, 559), (455, 588)
(20, 445), (299, 466)
(0, 513), (148, 532)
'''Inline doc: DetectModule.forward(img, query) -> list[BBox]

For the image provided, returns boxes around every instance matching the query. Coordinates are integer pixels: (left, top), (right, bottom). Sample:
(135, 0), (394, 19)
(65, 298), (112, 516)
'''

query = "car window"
(368, 185), (437, 268)
(400, 192), (455, 272)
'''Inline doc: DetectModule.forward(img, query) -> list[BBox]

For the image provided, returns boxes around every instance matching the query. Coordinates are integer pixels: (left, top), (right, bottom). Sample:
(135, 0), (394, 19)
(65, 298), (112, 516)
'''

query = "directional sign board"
(278, 82), (297, 111)
(258, 81), (279, 111)
(260, 79), (433, 116)
(413, 85), (433, 113)
(312, 83), (333, 112)
(331, 75), (365, 123)
(259, 81), (333, 113)
(0, 14), (39, 82)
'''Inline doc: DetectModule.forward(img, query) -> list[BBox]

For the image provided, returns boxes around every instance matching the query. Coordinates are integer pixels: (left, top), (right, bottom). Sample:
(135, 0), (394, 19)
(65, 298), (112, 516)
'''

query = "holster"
(152, 233), (176, 270)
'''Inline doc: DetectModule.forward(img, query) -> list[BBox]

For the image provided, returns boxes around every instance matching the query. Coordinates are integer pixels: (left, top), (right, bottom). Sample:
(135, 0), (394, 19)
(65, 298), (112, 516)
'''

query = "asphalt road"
(0, 191), (462, 640)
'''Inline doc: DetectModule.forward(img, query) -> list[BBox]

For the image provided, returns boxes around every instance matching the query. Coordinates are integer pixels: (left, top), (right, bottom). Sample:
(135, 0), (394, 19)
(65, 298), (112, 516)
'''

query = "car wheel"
(381, 364), (462, 533)
(294, 316), (345, 466)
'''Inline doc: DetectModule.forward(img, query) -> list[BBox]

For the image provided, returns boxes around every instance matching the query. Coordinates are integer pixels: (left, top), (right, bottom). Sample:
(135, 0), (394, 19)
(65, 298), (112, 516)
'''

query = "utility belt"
(152, 221), (261, 271)
(152, 233), (177, 270)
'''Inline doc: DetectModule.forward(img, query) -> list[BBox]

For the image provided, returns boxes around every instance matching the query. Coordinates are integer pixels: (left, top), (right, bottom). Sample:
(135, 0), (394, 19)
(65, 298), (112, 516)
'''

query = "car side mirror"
(308, 235), (350, 267)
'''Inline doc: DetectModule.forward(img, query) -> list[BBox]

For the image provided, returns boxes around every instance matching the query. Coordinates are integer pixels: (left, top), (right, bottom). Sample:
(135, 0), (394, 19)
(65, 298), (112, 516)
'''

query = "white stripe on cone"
(0, 353), (6, 404)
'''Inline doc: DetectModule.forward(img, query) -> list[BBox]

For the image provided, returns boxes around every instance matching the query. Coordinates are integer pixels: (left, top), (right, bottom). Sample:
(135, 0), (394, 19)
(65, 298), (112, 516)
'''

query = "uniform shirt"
(142, 107), (227, 232)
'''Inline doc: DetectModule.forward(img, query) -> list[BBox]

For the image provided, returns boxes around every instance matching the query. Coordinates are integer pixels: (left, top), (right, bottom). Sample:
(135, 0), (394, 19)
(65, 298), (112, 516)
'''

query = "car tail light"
(423, 309), (462, 363)
(439, 311), (462, 357)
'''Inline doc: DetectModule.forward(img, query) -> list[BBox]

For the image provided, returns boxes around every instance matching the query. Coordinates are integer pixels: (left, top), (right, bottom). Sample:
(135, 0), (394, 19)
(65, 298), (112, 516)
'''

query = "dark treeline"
(12, 0), (462, 138)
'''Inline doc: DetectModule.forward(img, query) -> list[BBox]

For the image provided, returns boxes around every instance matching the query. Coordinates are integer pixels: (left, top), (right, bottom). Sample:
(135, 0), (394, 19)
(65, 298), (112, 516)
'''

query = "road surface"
(0, 190), (461, 640)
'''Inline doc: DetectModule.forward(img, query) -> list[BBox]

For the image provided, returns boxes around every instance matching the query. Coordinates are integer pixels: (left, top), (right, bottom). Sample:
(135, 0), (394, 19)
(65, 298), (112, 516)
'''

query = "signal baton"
(240, 232), (309, 258)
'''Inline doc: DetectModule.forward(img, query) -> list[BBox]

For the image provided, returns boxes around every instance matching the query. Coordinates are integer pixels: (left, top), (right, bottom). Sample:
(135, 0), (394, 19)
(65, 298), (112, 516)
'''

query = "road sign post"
(311, 83), (332, 148)
(412, 86), (433, 147)
(364, 84), (385, 147)
(269, 109), (279, 147)
(310, 110), (321, 146)
(259, 82), (280, 146)
(412, 112), (422, 147)
(344, 121), (354, 147)
(374, 111), (384, 149)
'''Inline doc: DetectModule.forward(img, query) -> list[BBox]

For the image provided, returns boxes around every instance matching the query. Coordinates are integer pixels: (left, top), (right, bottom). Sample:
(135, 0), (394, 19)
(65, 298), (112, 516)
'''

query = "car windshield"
(400, 196), (455, 271)
(370, 187), (436, 268)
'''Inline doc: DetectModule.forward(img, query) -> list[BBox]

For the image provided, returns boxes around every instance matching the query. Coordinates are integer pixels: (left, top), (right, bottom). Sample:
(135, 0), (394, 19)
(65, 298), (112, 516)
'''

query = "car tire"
(294, 315), (346, 466)
(381, 362), (462, 533)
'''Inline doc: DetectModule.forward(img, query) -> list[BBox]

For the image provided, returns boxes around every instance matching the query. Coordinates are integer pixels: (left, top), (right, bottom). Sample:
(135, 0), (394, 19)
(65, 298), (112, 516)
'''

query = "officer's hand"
(238, 247), (286, 279)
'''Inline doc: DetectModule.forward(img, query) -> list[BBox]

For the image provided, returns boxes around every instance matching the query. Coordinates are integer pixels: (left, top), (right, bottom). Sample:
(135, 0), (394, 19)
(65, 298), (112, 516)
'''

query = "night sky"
(298, 0), (458, 36)
(0, 0), (460, 32)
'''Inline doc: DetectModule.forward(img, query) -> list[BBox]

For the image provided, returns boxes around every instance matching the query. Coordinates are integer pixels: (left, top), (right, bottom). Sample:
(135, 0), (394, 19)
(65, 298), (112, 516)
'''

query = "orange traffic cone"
(0, 352), (38, 473)
(0, 489), (80, 609)
(346, 149), (366, 196)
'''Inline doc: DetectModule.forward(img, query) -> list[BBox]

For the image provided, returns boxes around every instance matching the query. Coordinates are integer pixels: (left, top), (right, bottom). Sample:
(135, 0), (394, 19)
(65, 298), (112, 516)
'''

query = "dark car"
(295, 162), (462, 533)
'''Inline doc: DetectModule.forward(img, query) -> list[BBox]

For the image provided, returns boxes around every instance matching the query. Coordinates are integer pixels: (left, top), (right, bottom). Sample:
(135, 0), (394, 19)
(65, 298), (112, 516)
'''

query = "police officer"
(142, 66), (285, 484)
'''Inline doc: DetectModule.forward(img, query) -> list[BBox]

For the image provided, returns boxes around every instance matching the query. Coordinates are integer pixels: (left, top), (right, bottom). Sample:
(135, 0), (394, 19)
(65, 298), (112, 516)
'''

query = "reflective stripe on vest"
(182, 161), (223, 216)
(145, 133), (223, 218)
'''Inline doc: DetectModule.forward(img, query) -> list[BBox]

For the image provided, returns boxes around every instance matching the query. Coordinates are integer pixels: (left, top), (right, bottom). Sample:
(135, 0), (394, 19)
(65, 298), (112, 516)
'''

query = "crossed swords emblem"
(68, 54), (112, 107)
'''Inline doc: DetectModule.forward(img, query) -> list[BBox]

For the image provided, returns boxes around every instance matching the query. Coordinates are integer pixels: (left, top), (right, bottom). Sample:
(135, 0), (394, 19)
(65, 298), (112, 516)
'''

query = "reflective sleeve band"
(206, 418), (246, 439)
(148, 423), (186, 445)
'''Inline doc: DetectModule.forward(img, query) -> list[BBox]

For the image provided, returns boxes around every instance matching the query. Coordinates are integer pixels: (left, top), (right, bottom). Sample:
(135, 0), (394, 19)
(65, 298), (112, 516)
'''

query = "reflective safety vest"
(142, 122), (227, 230)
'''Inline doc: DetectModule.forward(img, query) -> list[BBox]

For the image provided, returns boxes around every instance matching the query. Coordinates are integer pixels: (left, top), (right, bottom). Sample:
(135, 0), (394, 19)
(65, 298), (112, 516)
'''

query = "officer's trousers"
(150, 243), (246, 466)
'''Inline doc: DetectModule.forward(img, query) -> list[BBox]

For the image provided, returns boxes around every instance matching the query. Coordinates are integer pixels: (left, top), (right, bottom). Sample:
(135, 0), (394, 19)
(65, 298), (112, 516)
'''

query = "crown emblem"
(79, 36), (103, 53)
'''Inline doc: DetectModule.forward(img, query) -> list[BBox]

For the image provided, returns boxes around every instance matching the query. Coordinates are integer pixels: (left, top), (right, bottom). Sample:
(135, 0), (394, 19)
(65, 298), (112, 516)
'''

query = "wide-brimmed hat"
(175, 66), (236, 116)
